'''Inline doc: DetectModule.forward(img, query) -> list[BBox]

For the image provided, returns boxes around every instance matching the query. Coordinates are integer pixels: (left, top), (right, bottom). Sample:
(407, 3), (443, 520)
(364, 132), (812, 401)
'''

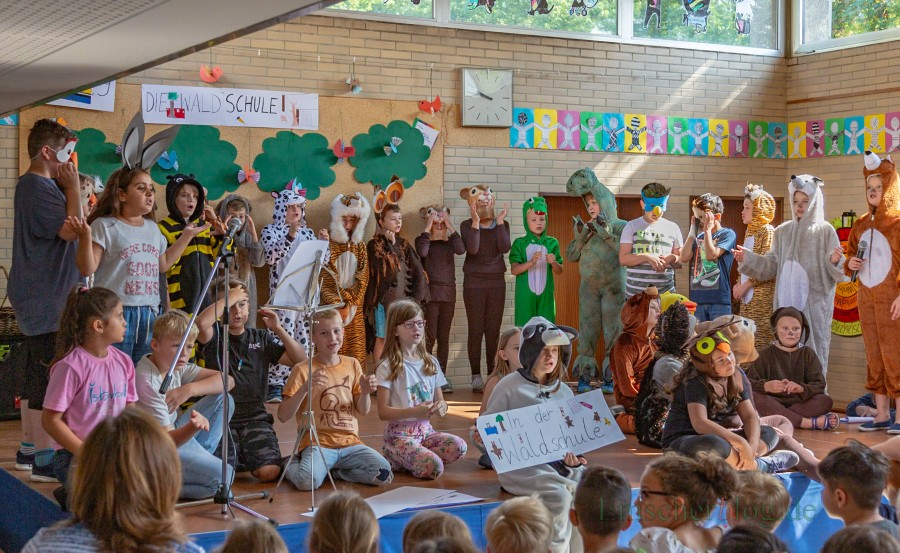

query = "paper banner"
(142, 84), (318, 130)
(557, 110), (580, 150)
(602, 113), (625, 152)
(708, 119), (729, 157)
(825, 118), (844, 156)
(580, 112), (604, 151)
(49, 82), (116, 112)
(729, 120), (748, 158)
(534, 109), (558, 150)
(511, 108), (535, 148)
(647, 115), (668, 154)
(624, 114), (647, 153)
(806, 120), (825, 158)
(476, 390), (625, 474)
(749, 121), (768, 158)
(844, 116), (864, 155)
(668, 117), (689, 155)
(788, 122), (807, 159)
(864, 113), (886, 153)
(687, 118), (709, 156)
(886, 112), (900, 153)
(767, 122), (787, 159)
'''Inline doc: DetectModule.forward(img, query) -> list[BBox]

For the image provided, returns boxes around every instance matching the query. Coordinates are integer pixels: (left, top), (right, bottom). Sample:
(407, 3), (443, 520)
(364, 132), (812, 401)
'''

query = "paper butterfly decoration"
(418, 95), (442, 114)
(237, 166), (260, 184)
(383, 137), (403, 156)
(199, 64), (223, 83)
(288, 178), (306, 195)
(333, 139), (355, 162)
(157, 150), (179, 171)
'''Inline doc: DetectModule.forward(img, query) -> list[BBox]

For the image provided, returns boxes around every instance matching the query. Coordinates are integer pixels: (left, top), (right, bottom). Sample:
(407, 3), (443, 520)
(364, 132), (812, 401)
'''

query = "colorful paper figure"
(466, 0), (496, 13)
(844, 116), (865, 155)
(534, 109), (558, 149)
(602, 113), (625, 152)
(625, 114), (647, 153)
(668, 117), (690, 155)
(886, 112), (900, 153)
(825, 118), (844, 156)
(647, 116), (668, 154)
(787, 122), (807, 159)
(527, 0), (554, 15)
(580, 112), (604, 151)
(708, 119), (729, 157)
(511, 108), (535, 149)
(333, 139), (355, 162)
(557, 111), (581, 150)
(687, 118), (709, 156)
(806, 120), (825, 158)
(157, 150), (178, 171)
(682, 0), (711, 33)
(730, 120), (748, 158)
(767, 123), (787, 159)
(383, 136), (403, 156)
(644, 0), (661, 29)
(734, 0), (753, 34)
(865, 113), (886, 153)
(749, 121), (768, 158)
(237, 166), (260, 185)
(418, 95), (442, 114)
(568, 0), (599, 16)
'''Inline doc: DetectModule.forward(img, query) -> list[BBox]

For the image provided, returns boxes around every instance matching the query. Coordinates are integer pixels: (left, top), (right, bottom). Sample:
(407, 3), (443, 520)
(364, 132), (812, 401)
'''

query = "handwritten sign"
(476, 389), (625, 474)
(49, 81), (116, 112)
(141, 84), (318, 130)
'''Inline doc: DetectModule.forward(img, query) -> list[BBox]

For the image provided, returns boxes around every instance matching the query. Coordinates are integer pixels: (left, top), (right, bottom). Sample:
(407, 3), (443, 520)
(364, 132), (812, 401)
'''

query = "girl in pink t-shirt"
(42, 285), (139, 503)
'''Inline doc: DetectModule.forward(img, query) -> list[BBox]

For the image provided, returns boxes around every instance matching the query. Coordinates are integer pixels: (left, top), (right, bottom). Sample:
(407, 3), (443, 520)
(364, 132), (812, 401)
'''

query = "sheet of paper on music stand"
(268, 239), (329, 309)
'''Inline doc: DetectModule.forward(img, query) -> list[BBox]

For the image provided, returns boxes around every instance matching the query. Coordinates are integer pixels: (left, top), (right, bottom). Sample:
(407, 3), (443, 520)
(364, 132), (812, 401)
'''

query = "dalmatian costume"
(738, 174), (846, 374)
(261, 185), (319, 389)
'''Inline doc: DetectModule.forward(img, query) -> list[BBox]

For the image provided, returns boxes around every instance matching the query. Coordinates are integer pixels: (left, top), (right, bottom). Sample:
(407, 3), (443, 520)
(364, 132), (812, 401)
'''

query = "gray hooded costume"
(215, 194), (265, 327)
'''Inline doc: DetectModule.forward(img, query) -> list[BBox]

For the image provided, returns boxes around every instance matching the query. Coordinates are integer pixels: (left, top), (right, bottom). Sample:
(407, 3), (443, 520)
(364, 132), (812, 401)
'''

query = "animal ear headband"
(120, 112), (180, 171)
(373, 176), (404, 215)
(419, 205), (449, 218)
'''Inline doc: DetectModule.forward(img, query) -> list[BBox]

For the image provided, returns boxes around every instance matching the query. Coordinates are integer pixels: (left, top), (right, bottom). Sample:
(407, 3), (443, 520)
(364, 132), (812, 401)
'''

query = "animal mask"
(862, 151), (900, 218)
(330, 192), (371, 244)
(641, 192), (669, 216)
(119, 112), (180, 171)
(744, 184), (776, 234)
(693, 315), (759, 366)
(460, 185), (495, 222)
(419, 204), (450, 241)
(523, 196), (548, 238)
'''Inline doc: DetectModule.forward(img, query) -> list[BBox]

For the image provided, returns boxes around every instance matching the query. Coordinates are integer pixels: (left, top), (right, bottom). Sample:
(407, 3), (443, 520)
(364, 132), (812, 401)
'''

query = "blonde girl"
(375, 299), (467, 479)
(471, 327), (521, 467)
(309, 490), (379, 553)
(216, 520), (287, 553)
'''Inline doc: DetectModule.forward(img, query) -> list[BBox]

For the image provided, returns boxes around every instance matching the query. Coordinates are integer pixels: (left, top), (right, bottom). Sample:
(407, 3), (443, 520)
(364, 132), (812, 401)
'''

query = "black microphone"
(851, 239), (868, 283)
(217, 217), (243, 258)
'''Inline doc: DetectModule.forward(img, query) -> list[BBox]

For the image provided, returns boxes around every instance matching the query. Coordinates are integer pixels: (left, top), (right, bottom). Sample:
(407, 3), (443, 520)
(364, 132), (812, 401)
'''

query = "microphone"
(217, 217), (243, 258)
(851, 239), (868, 283)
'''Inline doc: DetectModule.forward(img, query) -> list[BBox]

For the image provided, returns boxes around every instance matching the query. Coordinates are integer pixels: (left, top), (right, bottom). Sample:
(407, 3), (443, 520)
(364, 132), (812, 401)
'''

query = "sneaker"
(472, 375), (485, 393)
(860, 419), (892, 432)
(30, 463), (59, 483)
(576, 377), (593, 394)
(756, 450), (800, 473)
(477, 454), (493, 469)
(599, 380), (615, 395)
(441, 381), (454, 394)
(888, 423), (900, 435)
(15, 451), (34, 471)
(265, 385), (283, 404)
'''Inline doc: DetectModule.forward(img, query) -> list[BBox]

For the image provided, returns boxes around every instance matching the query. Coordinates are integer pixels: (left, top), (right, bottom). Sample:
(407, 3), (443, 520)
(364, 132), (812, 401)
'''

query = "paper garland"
(509, 107), (900, 158)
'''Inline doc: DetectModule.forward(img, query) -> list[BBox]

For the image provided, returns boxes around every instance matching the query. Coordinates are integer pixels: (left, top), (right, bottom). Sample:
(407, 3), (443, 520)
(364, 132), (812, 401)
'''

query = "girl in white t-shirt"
(375, 299), (467, 479)
(68, 167), (208, 365)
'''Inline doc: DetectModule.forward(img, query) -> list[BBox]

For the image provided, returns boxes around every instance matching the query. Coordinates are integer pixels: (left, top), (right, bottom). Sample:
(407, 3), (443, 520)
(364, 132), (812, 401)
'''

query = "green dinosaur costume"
(566, 168), (627, 386)
(510, 196), (563, 325)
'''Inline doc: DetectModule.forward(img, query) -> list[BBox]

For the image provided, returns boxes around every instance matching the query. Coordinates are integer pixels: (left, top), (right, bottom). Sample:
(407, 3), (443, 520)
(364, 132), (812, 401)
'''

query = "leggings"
(382, 420), (467, 480)
(667, 425), (779, 459)
(752, 392), (834, 428)
(425, 300), (455, 372)
(463, 283), (506, 376)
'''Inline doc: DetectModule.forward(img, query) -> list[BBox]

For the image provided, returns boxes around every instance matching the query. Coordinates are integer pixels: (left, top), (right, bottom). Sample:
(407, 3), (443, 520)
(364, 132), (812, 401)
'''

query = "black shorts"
(19, 333), (56, 410)
(221, 416), (282, 473)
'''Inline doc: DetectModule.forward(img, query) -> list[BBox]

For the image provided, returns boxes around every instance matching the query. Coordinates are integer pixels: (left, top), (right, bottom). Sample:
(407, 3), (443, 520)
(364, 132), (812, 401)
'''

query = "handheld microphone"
(217, 217), (243, 258)
(851, 239), (868, 283)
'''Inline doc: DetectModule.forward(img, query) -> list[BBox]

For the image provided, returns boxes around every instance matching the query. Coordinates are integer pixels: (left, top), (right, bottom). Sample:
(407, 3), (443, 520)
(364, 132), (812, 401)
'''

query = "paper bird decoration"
(383, 137), (403, 156)
(157, 150), (179, 171)
(333, 139), (355, 162)
(346, 77), (362, 95)
(199, 64), (223, 83)
(237, 166), (260, 185)
(418, 95), (442, 114)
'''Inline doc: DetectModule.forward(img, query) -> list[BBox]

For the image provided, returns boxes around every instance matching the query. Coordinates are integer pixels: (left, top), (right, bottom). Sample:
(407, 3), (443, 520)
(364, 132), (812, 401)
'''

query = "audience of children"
(716, 525), (791, 553)
(215, 194), (266, 327)
(510, 196), (563, 325)
(482, 317), (585, 553)
(134, 309), (235, 499)
(571, 466), (633, 553)
(196, 276), (307, 482)
(278, 308), (393, 490)
(485, 496), (554, 553)
(402, 511), (475, 553)
(471, 326), (521, 468)
(375, 299), (466, 479)
(747, 307), (837, 430)
(308, 490), (379, 553)
(733, 184), (777, 349)
(619, 182), (683, 297)
(215, 520), (288, 553)
(725, 470), (791, 531)
(680, 193), (737, 322)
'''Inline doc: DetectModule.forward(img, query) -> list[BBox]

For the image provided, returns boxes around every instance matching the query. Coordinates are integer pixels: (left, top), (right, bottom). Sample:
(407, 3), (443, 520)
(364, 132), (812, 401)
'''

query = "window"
(632, 0), (779, 50)
(797, 0), (900, 52)
(330, 0), (434, 19)
(449, 0), (617, 36)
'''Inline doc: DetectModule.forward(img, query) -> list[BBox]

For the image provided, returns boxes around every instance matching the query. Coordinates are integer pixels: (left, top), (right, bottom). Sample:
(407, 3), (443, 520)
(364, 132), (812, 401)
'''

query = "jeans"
(115, 305), (158, 366)
(175, 393), (235, 499)
(52, 448), (74, 487)
(695, 303), (732, 323)
(284, 444), (393, 491)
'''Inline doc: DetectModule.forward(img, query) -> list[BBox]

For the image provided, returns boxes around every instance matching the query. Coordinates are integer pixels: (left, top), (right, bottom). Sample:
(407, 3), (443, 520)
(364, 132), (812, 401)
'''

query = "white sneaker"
(472, 374), (485, 392)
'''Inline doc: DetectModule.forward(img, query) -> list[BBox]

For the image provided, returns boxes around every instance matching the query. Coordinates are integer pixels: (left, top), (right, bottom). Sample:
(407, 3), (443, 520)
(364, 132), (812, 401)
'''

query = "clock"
(460, 68), (513, 127)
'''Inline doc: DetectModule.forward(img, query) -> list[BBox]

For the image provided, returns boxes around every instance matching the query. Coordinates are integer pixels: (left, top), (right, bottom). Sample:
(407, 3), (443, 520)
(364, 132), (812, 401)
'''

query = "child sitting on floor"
(486, 496), (555, 553)
(715, 525), (791, 553)
(725, 471), (791, 532)
(471, 326), (521, 468)
(403, 511), (475, 553)
(821, 525), (900, 553)
(610, 286), (660, 434)
(308, 490), (379, 553)
(571, 466), (633, 553)
(215, 520), (288, 553)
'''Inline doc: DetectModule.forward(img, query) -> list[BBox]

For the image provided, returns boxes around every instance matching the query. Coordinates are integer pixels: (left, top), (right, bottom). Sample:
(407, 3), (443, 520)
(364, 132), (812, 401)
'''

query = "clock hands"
(478, 91), (494, 101)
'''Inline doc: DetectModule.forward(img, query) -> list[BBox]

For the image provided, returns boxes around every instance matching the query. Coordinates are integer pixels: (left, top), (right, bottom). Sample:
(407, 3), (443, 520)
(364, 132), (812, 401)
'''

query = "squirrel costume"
(737, 184), (777, 348)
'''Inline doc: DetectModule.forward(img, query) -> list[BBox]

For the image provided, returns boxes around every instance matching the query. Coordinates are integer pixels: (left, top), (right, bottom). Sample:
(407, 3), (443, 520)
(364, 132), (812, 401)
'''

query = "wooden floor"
(0, 389), (884, 535)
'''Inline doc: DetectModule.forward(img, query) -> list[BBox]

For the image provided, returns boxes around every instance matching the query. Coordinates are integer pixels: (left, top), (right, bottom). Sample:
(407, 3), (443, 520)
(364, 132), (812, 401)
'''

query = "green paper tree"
(72, 128), (121, 184)
(349, 120), (430, 189)
(253, 131), (338, 200)
(149, 125), (240, 200)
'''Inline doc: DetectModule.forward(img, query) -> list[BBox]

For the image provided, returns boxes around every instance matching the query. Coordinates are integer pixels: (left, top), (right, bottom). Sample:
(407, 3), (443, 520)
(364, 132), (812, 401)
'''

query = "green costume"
(565, 168), (626, 386)
(510, 197), (563, 326)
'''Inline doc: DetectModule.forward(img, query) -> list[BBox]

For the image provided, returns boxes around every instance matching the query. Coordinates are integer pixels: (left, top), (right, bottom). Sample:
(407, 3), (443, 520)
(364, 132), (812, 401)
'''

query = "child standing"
(482, 317), (586, 553)
(196, 277), (307, 482)
(610, 286), (660, 434)
(277, 309), (393, 490)
(375, 300), (466, 480)
(732, 184), (777, 349)
(216, 194), (266, 327)
(510, 196), (563, 325)
(679, 194), (737, 322)
(619, 182), (683, 297)
(71, 167), (207, 366)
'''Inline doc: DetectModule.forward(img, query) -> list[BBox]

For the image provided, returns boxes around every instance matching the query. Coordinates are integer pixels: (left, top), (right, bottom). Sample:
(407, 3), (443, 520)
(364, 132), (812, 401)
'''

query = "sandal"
(811, 412), (840, 431)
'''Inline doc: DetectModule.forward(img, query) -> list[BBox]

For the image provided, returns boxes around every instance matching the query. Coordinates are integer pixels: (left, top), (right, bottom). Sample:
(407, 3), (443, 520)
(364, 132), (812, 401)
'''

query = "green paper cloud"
(253, 131), (337, 200)
(72, 128), (121, 184)
(149, 125), (240, 200)
(349, 120), (430, 189)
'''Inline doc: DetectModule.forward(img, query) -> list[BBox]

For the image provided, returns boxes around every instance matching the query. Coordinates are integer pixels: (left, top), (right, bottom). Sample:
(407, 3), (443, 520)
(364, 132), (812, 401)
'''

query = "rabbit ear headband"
(120, 112), (180, 171)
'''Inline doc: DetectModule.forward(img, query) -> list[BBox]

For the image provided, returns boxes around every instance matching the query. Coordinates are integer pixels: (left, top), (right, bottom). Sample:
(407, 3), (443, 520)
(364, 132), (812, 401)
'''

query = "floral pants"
(383, 420), (467, 480)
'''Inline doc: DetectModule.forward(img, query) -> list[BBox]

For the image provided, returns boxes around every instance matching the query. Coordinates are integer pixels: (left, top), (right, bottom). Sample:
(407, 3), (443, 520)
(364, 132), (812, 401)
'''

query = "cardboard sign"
(476, 389), (625, 474)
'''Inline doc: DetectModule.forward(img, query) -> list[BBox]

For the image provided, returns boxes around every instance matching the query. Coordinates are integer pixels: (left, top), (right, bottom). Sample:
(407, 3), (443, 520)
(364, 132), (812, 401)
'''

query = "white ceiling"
(0, 0), (335, 116)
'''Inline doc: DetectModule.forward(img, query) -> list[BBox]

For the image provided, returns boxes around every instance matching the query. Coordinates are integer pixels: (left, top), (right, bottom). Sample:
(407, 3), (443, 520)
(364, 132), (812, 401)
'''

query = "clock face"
(461, 68), (513, 127)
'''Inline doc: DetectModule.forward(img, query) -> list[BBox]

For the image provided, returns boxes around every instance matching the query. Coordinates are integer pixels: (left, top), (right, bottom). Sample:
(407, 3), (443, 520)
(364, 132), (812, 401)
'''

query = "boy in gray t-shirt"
(619, 182), (683, 297)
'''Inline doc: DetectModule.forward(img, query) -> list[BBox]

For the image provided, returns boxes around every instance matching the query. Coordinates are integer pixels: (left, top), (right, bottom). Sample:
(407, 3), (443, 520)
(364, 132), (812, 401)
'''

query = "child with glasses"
(375, 300), (467, 479)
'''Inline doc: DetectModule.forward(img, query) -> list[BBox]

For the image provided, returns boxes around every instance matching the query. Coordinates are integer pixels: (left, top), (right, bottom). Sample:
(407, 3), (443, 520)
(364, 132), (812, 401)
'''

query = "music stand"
(263, 240), (345, 511)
